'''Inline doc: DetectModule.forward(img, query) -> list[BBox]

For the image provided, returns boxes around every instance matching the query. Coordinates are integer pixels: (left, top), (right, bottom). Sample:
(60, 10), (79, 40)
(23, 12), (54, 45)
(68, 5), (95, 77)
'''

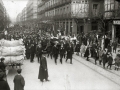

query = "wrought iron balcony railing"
(45, 0), (71, 11)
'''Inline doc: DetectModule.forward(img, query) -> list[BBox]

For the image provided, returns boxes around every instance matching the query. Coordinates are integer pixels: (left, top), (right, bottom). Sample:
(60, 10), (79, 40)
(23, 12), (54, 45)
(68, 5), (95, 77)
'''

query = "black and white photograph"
(0, 0), (120, 90)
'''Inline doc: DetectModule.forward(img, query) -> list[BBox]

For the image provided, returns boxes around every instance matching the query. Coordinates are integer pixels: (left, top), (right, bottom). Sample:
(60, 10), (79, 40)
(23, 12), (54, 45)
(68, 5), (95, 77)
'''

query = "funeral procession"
(0, 0), (120, 90)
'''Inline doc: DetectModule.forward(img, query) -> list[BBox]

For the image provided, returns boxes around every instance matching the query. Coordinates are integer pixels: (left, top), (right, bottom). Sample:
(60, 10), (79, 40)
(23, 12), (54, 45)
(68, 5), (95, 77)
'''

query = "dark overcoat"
(75, 44), (80, 52)
(93, 50), (99, 60)
(36, 46), (42, 56)
(107, 45), (112, 52)
(59, 46), (65, 55)
(38, 56), (48, 80)
(13, 75), (25, 90)
(84, 48), (90, 57)
(102, 53), (107, 63)
(52, 46), (59, 58)
(66, 46), (74, 59)
(107, 56), (113, 65)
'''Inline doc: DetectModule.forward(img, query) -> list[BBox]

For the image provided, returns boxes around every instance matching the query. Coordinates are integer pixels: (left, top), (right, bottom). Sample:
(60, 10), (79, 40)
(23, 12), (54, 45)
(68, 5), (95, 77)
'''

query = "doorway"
(116, 25), (120, 44)
(77, 25), (84, 34)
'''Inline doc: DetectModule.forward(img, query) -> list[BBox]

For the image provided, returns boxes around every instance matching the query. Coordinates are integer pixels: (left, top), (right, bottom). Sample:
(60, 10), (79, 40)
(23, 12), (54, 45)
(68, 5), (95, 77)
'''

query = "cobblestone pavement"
(6, 55), (120, 90)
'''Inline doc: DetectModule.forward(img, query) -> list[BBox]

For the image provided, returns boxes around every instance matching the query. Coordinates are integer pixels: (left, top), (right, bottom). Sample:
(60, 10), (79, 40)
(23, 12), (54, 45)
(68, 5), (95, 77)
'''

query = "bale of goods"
(0, 55), (24, 64)
(0, 39), (23, 47)
(0, 46), (25, 56)
(0, 39), (25, 65)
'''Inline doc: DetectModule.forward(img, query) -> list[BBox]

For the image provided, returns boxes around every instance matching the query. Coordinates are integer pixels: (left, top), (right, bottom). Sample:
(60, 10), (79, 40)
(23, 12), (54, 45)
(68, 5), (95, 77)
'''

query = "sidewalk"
(73, 50), (120, 76)
(73, 54), (120, 86)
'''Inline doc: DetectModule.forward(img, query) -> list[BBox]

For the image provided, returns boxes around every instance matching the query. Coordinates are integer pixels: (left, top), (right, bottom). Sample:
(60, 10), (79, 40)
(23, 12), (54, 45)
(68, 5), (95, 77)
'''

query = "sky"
(3, 0), (28, 23)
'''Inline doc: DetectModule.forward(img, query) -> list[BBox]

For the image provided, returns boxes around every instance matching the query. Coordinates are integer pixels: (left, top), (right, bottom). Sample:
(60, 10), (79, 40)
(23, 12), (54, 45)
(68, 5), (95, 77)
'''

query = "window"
(93, 4), (98, 9)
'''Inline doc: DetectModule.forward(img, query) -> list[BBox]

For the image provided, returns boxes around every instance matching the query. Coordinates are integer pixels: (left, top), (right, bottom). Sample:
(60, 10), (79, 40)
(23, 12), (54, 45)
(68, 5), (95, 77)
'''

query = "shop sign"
(113, 20), (120, 25)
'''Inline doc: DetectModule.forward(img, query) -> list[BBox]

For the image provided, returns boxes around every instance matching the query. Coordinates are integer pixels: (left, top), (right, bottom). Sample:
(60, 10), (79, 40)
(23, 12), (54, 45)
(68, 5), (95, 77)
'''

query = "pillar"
(72, 19), (77, 35)
(68, 20), (70, 35)
(112, 24), (115, 43)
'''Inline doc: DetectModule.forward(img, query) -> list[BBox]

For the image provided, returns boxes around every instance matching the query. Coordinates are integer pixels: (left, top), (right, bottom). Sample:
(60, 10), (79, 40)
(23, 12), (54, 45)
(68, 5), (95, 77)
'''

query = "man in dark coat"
(25, 43), (31, 59)
(13, 69), (25, 90)
(107, 53), (113, 70)
(38, 52), (50, 82)
(52, 43), (59, 65)
(0, 69), (10, 90)
(84, 46), (90, 61)
(93, 49), (99, 65)
(25, 39), (31, 59)
(102, 50), (107, 69)
(30, 43), (36, 62)
(59, 43), (65, 64)
(75, 42), (80, 56)
(36, 44), (43, 63)
(66, 43), (74, 64)
(0, 58), (6, 73)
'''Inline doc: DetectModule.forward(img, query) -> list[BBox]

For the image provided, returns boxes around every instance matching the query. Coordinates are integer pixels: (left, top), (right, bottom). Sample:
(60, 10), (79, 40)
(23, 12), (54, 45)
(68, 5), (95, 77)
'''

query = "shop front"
(112, 20), (120, 44)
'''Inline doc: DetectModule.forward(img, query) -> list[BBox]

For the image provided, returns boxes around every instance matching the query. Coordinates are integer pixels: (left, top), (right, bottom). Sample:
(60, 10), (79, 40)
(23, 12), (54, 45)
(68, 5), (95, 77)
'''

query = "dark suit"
(59, 46), (65, 64)
(102, 53), (107, 68)
(30, 44), (35, 62)
(66, 45), (74, 64)
(13, 75), (25, 90)
(52, 45), (59, 64)
(36, 46), (42, 63)
(93, 49), (99, 65)
(38, 56), (48, 81)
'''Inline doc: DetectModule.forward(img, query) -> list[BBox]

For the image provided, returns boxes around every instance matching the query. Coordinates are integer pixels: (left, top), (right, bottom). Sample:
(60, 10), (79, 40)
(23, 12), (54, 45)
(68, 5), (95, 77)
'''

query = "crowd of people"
(0, 25), (120, 90)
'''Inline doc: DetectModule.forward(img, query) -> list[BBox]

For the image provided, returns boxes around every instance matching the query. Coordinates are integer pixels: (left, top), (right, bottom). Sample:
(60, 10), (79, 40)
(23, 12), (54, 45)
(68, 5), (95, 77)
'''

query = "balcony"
(38, 2), (45, 8)
(38, 10), (45, 15)
(114, 7), (120, 18)
(45, 0), (71, 11)
(54, 13), (72, 20)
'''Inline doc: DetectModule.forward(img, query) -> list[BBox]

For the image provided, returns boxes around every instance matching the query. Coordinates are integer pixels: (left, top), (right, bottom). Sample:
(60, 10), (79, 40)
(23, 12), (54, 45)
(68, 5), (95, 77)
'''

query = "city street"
(7, 55), (120, 90)
(0, 0), (120, 90)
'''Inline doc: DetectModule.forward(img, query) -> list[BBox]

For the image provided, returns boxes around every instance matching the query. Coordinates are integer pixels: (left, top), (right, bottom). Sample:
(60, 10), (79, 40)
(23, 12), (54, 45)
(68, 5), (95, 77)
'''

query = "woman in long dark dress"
(38, 52), (50, 82)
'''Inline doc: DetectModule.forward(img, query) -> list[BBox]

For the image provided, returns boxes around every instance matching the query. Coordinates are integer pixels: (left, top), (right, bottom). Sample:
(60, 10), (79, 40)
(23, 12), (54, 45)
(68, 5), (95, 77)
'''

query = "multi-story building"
(16, 13), (22, 25)
(0, 0), (10, 30)
(104, 0), (120, 43)
(37, 0), (46, 29)
(26, 0), (37, 21)
(21, 7), (27, 22)
(40, 0), (104, 36)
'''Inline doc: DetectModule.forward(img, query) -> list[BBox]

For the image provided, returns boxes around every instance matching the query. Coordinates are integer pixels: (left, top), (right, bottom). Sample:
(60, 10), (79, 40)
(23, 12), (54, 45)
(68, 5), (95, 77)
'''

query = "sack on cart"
(0, 46), (25, 56)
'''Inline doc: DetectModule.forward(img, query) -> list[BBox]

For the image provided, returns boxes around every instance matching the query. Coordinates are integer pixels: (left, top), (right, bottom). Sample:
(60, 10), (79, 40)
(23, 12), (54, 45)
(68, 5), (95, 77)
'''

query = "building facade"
(26, 0), (37, 21)
(0, 0), (10, 30)
(37, 0), (105, 36)
(17, 0), (120, 40)
(104, 0), (120, 43)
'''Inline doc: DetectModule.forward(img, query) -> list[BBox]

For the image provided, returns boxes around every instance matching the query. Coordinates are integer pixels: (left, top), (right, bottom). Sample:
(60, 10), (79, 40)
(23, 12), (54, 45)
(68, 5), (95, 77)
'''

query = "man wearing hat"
(0, 58), (6, 73)
(52, 42), (59, 65)
(0, 69), (10, 90)
(38, 51), (50, 82)
(13, 69), (25, 90)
